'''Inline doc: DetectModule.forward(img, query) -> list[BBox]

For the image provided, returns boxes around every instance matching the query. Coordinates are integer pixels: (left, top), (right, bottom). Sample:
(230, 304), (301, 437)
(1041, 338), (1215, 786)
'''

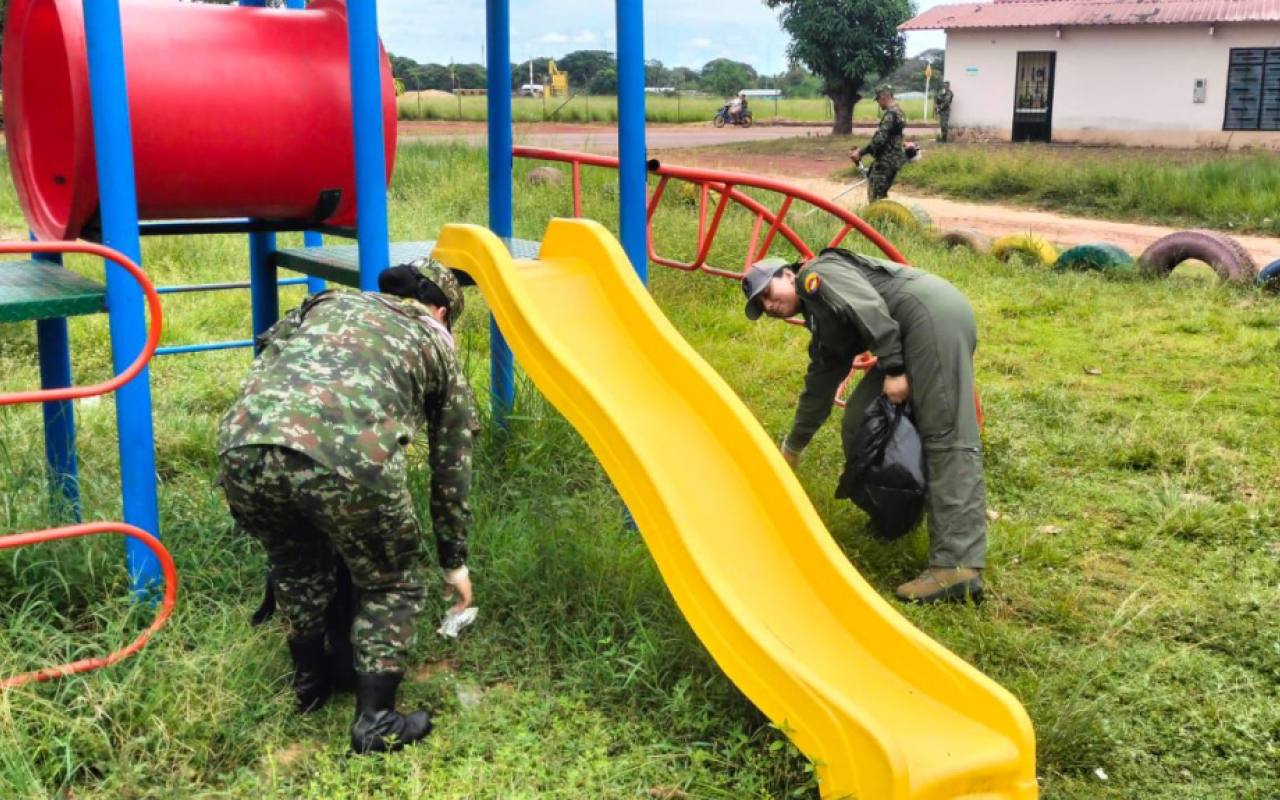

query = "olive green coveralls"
(783, 248), (986, 569)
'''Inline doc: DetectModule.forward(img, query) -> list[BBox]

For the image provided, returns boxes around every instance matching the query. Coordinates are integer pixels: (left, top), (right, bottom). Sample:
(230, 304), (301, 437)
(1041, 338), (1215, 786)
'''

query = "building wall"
(945, 23), (1280, 147)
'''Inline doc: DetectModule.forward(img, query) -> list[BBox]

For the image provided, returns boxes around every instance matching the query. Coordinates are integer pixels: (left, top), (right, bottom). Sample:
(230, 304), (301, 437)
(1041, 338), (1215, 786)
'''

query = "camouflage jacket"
(936, 89), (954, 112)
(217, 290), (478, 568)
(866, 103), (907, 164)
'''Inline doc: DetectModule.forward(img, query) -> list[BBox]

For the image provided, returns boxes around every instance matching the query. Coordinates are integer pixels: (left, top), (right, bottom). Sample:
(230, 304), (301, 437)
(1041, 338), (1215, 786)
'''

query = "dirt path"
(661, 149), (1280, 268)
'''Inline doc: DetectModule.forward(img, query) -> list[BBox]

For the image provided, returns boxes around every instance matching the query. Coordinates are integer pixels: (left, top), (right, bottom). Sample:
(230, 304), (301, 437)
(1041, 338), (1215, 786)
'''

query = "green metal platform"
(272, 239), (541, 288)
(0, 260), (108, 323)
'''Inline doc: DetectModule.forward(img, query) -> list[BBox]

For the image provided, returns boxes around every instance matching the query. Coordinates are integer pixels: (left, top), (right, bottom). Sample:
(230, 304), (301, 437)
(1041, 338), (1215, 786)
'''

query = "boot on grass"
(895, 567), (983, 604)
(350, 672), (433, 755)
(288, 636), (332, 714)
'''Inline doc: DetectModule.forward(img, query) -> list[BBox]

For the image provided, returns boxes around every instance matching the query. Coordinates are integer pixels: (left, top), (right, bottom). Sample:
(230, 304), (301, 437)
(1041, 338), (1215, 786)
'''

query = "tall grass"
(1, 143), (1279, 799)
(894, 144), (1280, 236)
(397, 93), (928, 125)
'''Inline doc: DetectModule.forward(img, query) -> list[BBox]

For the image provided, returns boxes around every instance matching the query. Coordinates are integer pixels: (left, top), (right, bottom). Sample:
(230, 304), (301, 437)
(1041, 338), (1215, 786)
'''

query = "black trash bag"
(836, 396), (927, 540)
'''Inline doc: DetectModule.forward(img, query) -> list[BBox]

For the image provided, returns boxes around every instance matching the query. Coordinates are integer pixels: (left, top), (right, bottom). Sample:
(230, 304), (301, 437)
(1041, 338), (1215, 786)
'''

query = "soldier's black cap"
(742, 257), (791, 321)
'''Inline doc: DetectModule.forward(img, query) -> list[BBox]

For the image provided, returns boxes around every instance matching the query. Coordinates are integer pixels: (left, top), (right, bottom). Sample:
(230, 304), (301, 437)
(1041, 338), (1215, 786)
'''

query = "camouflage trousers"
(939, 109), (951, 142)
(867, 157), (903, 203)
(220, 445), (425, 675)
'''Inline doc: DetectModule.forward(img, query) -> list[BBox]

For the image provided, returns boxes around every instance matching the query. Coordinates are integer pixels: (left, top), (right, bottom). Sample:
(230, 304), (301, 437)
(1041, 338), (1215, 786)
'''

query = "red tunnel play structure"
(2, 0), (397, 241)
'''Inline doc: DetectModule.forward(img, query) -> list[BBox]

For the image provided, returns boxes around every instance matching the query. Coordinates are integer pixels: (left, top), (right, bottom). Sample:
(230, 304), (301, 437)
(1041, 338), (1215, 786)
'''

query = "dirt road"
(398, 121), (939, 154)
(661, 149), (1280, 268)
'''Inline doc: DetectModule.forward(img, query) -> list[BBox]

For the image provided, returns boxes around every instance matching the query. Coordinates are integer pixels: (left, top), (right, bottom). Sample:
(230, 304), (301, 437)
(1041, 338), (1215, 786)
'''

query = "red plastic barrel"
(2, 0), (397, 241)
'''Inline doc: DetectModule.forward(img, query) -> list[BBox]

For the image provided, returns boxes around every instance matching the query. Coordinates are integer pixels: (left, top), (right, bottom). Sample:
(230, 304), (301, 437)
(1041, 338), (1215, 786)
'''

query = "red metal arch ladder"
(0, 241), (177, 691)
(513, 148), (981, 422)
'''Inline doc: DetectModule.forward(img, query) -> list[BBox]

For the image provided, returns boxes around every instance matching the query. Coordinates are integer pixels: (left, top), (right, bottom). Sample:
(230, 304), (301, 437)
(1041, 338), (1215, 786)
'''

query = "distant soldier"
(217, 259), (477, 755)
(851, 85), (908, 203)
(936, 81), (954, 142)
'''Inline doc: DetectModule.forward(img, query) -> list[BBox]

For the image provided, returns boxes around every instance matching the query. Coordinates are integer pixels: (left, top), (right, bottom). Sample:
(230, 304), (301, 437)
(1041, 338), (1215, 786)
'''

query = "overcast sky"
(377, 0), (950, 73)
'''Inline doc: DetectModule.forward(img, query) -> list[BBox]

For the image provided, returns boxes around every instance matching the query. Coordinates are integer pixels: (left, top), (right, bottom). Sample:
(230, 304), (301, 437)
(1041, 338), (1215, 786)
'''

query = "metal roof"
(900, 0), (1280, 31)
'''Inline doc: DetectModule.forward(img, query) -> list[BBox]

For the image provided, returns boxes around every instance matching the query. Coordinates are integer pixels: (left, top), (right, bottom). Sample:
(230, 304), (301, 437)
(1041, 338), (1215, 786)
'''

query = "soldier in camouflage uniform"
(741, 250), (987, 605)
(936, 81), (954, 143)
(217, 259), (477, 754)
(851, 85), (908, 203)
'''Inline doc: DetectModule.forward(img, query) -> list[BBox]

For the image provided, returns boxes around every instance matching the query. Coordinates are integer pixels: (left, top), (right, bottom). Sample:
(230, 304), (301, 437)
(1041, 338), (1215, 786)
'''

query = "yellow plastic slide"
(432, 219), (1037, 800)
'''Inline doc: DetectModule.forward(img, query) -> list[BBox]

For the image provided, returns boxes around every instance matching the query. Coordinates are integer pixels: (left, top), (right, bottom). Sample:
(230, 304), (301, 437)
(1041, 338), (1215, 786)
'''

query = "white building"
(902, 0), (1280, 148)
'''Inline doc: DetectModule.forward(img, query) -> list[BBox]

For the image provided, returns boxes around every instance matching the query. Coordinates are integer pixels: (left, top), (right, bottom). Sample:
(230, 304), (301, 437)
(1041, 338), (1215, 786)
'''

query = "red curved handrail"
(0, 242), (162, 407)
(0, 522), (178, 690)
(513, 147), (907, 273)
(513, 149), (981, 422)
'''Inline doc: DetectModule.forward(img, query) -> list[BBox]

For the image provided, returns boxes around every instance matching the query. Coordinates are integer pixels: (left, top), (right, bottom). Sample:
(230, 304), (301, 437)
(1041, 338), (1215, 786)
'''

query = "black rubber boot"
(288, 636), (332, 714)
(325, 558), (358, 693)
(350, 673), (433, 755)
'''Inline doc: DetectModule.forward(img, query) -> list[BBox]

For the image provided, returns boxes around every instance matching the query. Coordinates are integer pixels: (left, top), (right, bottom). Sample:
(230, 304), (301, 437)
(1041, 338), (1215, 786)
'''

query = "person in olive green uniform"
(218, 259), (478, 754)
(936, 81), (954, 143)
(851, 85), (908, 203)
(742, 250), (986, 604)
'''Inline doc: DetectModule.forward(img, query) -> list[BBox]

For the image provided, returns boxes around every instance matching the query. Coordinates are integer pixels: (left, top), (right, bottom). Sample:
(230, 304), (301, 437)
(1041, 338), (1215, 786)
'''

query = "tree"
(764, 0), (911, 135)
(645, 59), (672, 89)
(701, 59), (754, 99)
(672, 66), (701, 90)
(557, 50), (617, 88)
(590, 68), (618, 95)
(776, 65), (824, 98)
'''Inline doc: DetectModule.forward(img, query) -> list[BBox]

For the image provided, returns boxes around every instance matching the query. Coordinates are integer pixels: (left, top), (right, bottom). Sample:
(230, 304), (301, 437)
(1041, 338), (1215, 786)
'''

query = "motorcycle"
(713, 105), (753, 128)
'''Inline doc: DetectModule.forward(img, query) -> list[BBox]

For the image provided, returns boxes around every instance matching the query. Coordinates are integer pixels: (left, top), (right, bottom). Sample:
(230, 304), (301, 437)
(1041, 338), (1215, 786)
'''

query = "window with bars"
(1223, 48), (1280, 131)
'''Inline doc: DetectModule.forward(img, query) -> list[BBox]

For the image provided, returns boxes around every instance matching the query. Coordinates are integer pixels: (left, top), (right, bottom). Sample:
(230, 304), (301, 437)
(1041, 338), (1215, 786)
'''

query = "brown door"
(1012, 51), (1056, 142)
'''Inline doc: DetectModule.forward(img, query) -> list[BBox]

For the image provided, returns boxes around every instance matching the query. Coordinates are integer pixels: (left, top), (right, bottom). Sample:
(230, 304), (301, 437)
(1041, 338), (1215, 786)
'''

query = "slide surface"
(432, 220), (1037, 800)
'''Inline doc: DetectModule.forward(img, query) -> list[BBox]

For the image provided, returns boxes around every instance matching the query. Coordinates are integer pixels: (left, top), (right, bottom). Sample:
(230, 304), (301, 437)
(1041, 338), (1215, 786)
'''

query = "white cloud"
(605, 29), (616, 40)
(573, 30), (600, 44)
(685, 37), (713, 49)
(538, 32), (570, 44)
(744, 55), (761, 65)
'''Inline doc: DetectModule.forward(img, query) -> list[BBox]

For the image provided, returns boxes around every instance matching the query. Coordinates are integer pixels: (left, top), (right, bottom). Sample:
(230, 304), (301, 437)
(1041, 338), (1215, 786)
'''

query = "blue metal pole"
(155, 340), (255, 357)
(486, 0), (515, 422)
(82, 0), (161, 590)
(248, 232), (279, 349)
(345, 0), (391, 292)
(33, 245), (82, 522)
(616, 0), (648, 285)
(285, 0), (328, 296)
(303, 232), (326, 294)
(240, 1), (278, 344)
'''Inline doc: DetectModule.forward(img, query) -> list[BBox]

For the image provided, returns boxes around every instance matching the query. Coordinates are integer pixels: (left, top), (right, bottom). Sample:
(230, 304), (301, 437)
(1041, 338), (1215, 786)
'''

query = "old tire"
(936, 228), (991, 255)
(1257, 258), (1280, 293)
(991, 234), (1058, 266)
(1054, 242), (1135, 274)
(1137, 229), (1257, 283)
(862, 199), (933, 233)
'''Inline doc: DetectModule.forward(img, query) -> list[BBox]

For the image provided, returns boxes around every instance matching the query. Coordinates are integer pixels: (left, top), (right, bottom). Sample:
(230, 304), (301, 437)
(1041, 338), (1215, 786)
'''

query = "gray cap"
(741, 257), (791, 320)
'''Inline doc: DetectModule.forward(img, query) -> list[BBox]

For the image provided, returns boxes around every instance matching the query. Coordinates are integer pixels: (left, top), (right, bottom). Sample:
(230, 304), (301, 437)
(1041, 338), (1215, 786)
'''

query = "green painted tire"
(1054, 242), (1136, 274)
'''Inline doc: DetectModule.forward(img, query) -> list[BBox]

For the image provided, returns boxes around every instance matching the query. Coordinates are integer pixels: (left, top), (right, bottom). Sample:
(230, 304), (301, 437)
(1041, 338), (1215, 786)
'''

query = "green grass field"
(710, 137), (1280, 237)
(1, 143), (1279, 799)
(397, 93), (928, 125)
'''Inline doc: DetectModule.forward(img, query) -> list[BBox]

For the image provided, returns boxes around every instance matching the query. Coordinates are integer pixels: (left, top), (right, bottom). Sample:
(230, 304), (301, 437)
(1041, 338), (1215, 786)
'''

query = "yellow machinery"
(548, 59), (569, 98)
(433, 218), (1039, 800)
